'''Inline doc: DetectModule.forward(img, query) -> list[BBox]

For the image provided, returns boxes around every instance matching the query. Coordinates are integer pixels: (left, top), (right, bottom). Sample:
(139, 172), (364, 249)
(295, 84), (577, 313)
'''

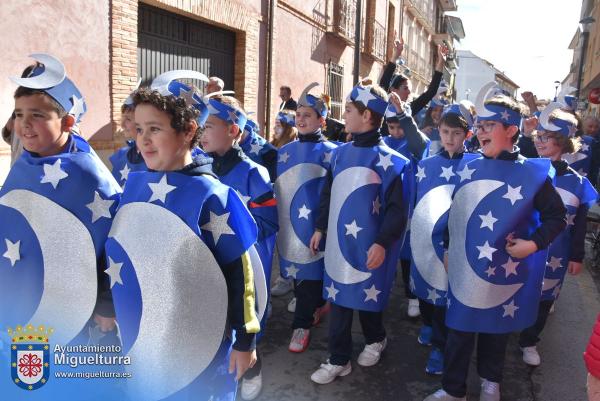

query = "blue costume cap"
(430, 97), (449, 108)
(557, 85), (577, 111)
(150, 70), (210, 126)
(277, 111), (295, 127)
(244, 116), (260, 134)
(204, 91), (248, 130)
(442, 104), (474, 130)
(346, 83), (388, 116)
(297, 82), (328, 118)
(474, 81), (521, 127)
(10, 53), (87, 123)
(536, 102), (578, 137)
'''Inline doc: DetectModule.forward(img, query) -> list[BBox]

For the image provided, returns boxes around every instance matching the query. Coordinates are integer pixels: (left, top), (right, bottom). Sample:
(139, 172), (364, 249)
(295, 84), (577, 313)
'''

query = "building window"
(327, 62), (345, 120)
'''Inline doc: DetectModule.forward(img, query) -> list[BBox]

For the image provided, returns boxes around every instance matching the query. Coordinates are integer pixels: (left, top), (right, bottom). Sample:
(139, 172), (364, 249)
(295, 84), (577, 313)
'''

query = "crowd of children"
(0, 44), (599, 401)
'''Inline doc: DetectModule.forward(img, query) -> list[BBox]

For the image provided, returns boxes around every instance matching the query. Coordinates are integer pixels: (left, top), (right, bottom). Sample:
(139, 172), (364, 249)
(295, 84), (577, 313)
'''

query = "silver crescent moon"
(474, 82), (498, 118)
(151, 70), (209, 91)
(557, 85), (575, 106)
(542, 278), (560, 292)
(109, 202), (228, 401)
(556, 187), (580, 208)
(275, 163), (327, 263)
(298, 82), (320, 106)
(9, 53), (66, 89)
(448, 180), (523, 309)
(248, 245), (267, 322)
(0, 189), (97, 345)
(410, 184), (455, 291)
(325, 166), (381, 285)
(539, 102), (562, 131)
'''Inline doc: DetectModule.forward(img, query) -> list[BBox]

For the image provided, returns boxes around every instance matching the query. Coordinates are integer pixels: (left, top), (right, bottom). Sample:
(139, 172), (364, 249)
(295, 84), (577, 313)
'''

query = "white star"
(249, 142), (262, 155)
(207, 101), (221, 115)
(148, 175), (176, 204)
(298, 204), (312, 220)
(500, 110), (510, 121)
(285, 264), (300, 279)
(69, 95), (85, 120)
(552, 285), (561, 298)
(236, 190), (251, 204)
(376, 152), (394, 171)
(3, 239), (21, 267)
(278, 152), (290, 163)
(201, 211), (235, 245)
(484, 266), (496, 277)
(502, 299), (519, 318)
(86, 191), (115, 223)
(501, 257), (520, 277)
(372, 196), (381, 215)
(354, 86), (378, 106)
(119, 163), (131, 182)
(227, 109), (239, 123)
(456, 165), (475, 182)
(427, 288), (441, 303)
(476, 241), (497, 261)
(546, 256), (563, 272)
(323, 151), (333, 164)
(178, 87), (199, 106)
(415, 165), (427, 182)
(325, 282), (339, 301)
(502, 185), (523, 205)
(479, 211), (498, 231)
(581, 143), (590, 152)
(439, 166), (455, 182)
(345, 219), (363, 239)
(40, 159), (68, 189)
(364, 284), (382, 302)
(105, 256), (124, 288)
(566, 213), (576, 226)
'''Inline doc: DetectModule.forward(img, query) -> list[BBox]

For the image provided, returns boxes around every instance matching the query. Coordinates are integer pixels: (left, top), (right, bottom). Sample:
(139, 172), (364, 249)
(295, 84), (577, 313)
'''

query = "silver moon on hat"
(474, 81), (499, 118)
(9, 53), (66, 89)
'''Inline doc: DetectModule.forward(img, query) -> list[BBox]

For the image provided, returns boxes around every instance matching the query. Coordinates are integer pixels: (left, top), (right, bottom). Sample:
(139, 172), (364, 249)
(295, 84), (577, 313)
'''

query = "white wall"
(455, 50), (496, 102)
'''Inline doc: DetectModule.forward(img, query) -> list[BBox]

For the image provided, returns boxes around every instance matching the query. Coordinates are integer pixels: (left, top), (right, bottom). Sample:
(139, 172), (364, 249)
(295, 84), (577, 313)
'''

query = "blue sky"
(448, 0), (582, 99)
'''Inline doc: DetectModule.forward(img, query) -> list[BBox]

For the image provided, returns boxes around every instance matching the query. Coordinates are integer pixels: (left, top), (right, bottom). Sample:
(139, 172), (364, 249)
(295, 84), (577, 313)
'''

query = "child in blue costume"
(518, 104), (598, 367)
(0, 54), (121, 399)
(104, 71), (260, 401)
(239, 116), (278, 182)
(274, 83), (337, 354)
(200, 93), (278, 401)
(409, 104), (479, 376)
(108, 92), (147, 187)
(309, 81), (410, 384)
(424, 84), (567, 401)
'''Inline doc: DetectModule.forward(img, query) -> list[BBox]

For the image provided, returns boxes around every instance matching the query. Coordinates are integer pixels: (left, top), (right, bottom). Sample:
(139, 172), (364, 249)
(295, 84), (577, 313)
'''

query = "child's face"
(14, 94), (69, 157)
(533, 131), (562, 159)
(121, 109), (136, 139)
(431, 106), (443, 124)
(135, 103), (193, 171)
(439, 123), (466, 155)
(387, 121), (404, 139)
(343, 102), (371, 134)
(295, 106), (322, 134)
(391, 81), (411, 102)
(475, 120), (516, 158)
(201, 115), (236, 155)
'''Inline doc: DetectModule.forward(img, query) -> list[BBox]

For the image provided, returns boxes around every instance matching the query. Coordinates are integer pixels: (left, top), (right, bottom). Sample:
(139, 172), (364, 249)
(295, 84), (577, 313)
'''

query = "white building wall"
(455, 50), (496, 102)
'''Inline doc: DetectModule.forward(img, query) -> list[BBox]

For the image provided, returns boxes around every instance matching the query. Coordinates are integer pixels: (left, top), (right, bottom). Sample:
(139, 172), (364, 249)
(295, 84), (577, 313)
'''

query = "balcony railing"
(331, 0), (357, 43)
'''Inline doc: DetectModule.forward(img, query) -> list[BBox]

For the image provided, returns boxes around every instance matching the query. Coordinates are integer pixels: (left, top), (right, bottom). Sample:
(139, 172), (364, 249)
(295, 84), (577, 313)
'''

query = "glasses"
(473, 121), (498, 134)
(533, 132), (554, 143)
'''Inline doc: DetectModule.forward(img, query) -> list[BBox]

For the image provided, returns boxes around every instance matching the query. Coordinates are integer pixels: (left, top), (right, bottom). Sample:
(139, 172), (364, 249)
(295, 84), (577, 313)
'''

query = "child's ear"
(506, 125), (519, 139)
(230, 123), (241, 139)
(362, 109), (372, 124)
(185, 120), (198, 144)
(61, 114), (75, 133)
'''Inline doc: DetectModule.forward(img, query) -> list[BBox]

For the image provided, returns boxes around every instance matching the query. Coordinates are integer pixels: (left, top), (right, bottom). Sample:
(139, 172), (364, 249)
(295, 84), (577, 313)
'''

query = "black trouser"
(292, 279), (325, 329)
(420, 299), (434, 326)
(519, 300), (554, 347)
(401, 259), (416, 299)
(431, 305), (447, 351)
(328, 303), (386, 365)
(442, 329), (509, 398)
(242, 348), (262, 380)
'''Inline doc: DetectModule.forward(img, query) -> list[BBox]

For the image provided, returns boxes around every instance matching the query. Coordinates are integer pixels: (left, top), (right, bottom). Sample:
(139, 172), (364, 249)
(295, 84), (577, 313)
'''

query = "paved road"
(248, 232), (600, 401)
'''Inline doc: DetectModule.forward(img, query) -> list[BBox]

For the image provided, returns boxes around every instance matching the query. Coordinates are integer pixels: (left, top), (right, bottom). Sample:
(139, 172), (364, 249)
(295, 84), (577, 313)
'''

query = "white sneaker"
(287, 297), (297, 313)
(521, 346), (541, 366)
(357, 338), (387, 367)
(549, 303), (555, 314)
(240, 371), (262, 400)
(480, 379), (500, 401)
(408, 298), (421, 317)
(310, 360), (352, 384)
(271, 276), (293, 296)
(423, 389), (466, 401)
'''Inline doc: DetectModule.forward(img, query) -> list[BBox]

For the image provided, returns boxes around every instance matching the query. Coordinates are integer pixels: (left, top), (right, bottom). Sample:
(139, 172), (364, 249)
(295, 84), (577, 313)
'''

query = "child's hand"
(522, 116), (538, 137)
(93, 313), (116, 332)
(389, 92), (405, 115)
(505, 238), (538, 259)
(568, 261), (582, 275)
(229, 349), (257, 380)
(366, 243), (385, 270)
(309, 231), (323, 256)
(392, 34), (404, 60)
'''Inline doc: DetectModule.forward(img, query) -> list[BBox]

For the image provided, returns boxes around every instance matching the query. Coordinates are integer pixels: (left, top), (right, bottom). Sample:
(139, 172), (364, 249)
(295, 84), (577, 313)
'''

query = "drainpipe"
(265, 0), (276, 140)
(353, 0), (362, 84)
